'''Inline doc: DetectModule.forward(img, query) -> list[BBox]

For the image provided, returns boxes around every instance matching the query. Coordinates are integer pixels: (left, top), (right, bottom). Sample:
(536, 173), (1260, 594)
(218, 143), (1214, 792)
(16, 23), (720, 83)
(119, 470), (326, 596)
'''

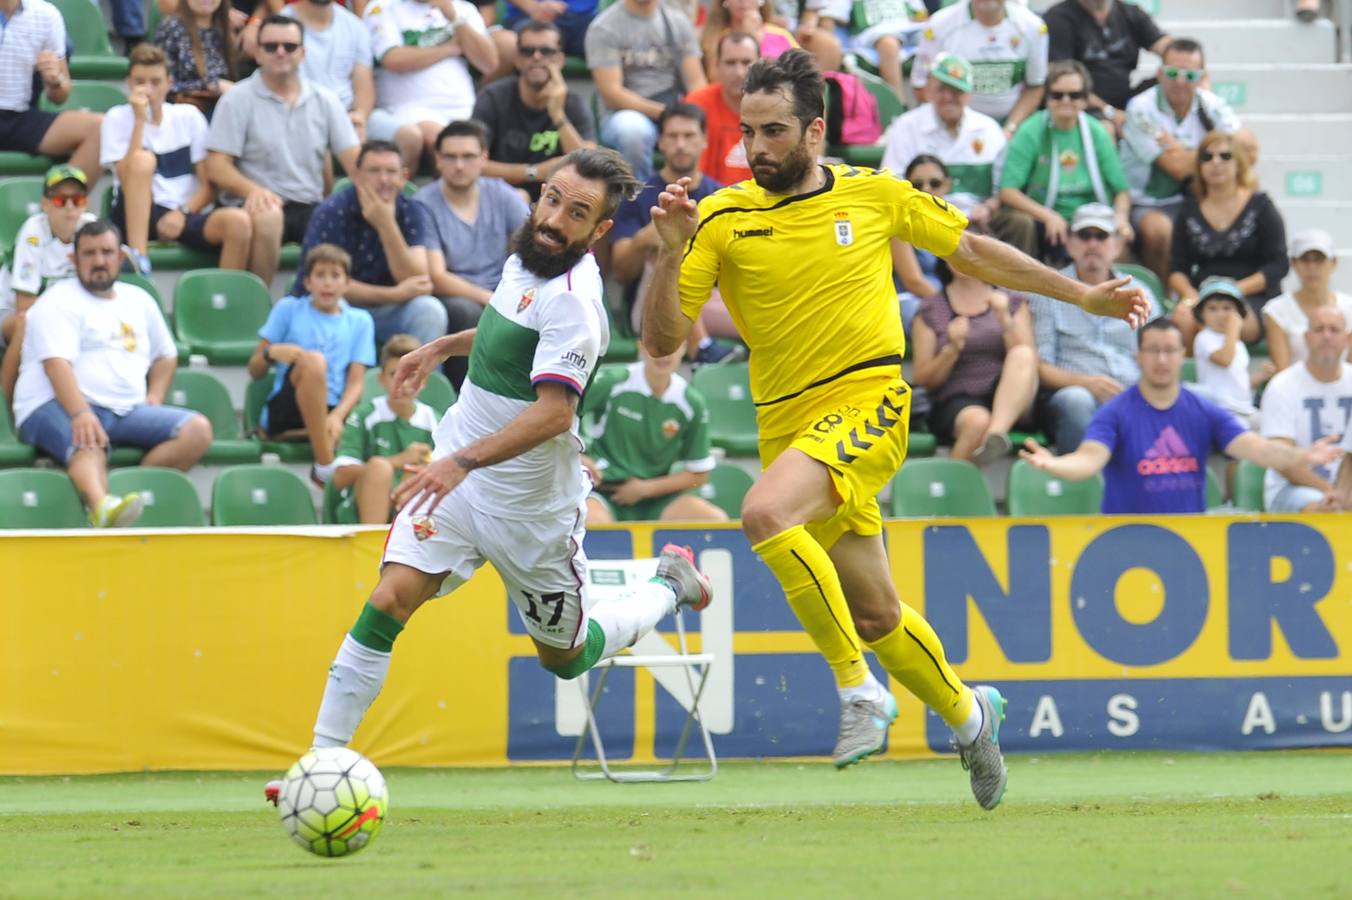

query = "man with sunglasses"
(207, 14), (361, 288)
(471, 21), (596, 203)
(1119, 37), (1242, 285)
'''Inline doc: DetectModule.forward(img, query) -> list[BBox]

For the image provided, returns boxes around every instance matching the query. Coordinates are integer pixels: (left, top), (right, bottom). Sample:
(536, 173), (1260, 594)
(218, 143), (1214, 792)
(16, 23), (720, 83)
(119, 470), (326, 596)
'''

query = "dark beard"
(511, 220), (589, 280)
(751, 138), (815, 194)
(82, 270), (115, 293)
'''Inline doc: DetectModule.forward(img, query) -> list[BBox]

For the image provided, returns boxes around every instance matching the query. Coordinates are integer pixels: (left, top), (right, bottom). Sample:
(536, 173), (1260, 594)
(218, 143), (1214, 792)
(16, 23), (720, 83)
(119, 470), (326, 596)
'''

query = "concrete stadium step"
(1245, 113), (1352, 156)
(1028, 0), (1286, 16)
(1205, 65), (1352, 115)
(1255, 155), (1352, 204)
(1271, 200), (1352, 237)
(1156, 18), (1337, 64)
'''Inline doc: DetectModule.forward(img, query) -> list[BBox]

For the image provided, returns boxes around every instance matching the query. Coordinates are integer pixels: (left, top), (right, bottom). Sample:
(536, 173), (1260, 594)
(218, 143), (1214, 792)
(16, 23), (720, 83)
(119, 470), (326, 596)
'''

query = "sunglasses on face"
(1163, 65), (1203, 83)
(912, 177), (947, 191)
(46, 193), (88, 207)
(1048, 90), (1087, 101)
(1199, 150), (1233, 163)
(519, 45), (561, 57)
(260, 41), (301, 54)
(1073, 229), (1112, 242)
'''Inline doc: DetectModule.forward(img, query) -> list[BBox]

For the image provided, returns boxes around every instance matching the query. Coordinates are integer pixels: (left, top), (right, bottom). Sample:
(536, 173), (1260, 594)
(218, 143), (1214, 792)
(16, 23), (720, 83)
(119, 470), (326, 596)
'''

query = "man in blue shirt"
(295, 140), (447, 345)
(1019, 317), (1340, 513)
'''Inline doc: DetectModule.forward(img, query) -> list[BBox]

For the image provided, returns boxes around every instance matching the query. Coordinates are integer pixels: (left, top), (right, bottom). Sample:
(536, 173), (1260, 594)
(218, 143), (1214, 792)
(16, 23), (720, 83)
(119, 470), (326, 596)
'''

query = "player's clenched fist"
(650, 176), (699, 251)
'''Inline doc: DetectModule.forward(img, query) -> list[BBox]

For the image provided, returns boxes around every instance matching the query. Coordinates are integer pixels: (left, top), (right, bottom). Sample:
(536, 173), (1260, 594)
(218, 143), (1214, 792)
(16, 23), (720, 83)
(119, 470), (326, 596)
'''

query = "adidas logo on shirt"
(1137, 426), (1198, 475)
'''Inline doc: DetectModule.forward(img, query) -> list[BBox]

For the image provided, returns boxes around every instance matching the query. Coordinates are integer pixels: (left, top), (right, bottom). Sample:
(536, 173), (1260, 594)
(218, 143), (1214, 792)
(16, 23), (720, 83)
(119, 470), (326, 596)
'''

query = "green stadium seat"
(173, 269), (273, 364)
(1116, 262), (1168, 312)
(362, 368), (456, 415)
(0, 468), (87, 528)
(146, 243), (300, 272)
(166, 370), (263, 464)
(1206, 466), (1224, 510)
(109, 447), (145, 467)
(244, 374), (315, 462)
(1006, 459), (1103, 516)
(1234, 459), (1265, 512)
(0, 177), (43, 260)
(888, 457), (996, 517)
(908, 431), (937, 457)
(0, 152), (55, 181)
(49, 0), (130, 80)
(833, 68), (904, 168)
(691, 363), (759, 456)
(39, 81), (128, 114)
(697, 463), (754, 518)
(1181, 357), (1197, 384)
(107, 467), (207, 527)
(211, 465), (318, 526)
(0, 402), (37, 467)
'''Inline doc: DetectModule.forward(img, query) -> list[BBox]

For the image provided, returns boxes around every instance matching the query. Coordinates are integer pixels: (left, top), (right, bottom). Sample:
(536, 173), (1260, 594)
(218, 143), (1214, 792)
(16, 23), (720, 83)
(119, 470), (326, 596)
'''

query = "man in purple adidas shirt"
(1019, 317), (1341, 513)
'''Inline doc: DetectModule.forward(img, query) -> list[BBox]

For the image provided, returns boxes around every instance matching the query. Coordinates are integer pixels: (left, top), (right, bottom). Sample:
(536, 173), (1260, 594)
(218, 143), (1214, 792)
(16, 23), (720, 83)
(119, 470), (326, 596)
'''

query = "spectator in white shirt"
(1190, 277), (1272, 425)
(1263, 229), (1352, 373)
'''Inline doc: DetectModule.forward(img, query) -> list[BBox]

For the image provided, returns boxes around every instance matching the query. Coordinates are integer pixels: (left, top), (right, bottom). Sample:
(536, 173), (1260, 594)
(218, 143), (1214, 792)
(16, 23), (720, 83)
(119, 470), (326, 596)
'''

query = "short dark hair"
(717, 31), (759, 61)
(381, 334), (422, 365)
(904, 153), (949, 180)
(356, 140), (403, 169)
(1163, 37), (1205, 66)
(742, 48), (824, 132)
(73, 219), (121, 253)
(1137, 315), (1182, 347)
(518, 20), (561, 42)
(128, 43), (167, 72)
(435, 119), (489, 153)
(555, 147), (641, 222)
(659, 102), (706, 135)
(305, 242), (352, 276)
(259, 13), (303, 40)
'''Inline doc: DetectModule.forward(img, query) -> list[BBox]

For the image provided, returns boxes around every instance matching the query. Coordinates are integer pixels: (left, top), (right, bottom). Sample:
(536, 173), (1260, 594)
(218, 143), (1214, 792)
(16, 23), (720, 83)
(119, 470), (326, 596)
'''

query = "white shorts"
(367, 104), (468, 141)
(1267, 483), (1325, 514)
(382, 490), (591, 649)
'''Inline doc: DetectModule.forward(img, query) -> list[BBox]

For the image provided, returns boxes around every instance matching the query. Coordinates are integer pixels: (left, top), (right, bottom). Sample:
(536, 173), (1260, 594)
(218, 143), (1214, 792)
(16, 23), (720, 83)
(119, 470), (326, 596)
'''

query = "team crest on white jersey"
(518, 287), (537, 313)
(834, 211), (853, 246)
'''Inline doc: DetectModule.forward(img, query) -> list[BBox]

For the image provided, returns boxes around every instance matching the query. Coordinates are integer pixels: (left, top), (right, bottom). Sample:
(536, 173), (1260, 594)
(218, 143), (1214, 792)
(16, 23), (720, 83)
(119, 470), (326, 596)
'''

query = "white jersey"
(365, 0), (485, 121)
(879, 102), (1006, 212)
(434, 252), (608, 520)
(1120, 85), (1241, 206)
(912, 1), (1049, 122)
(2, 210), (97, 314)
(13, 278), (178, 428)
(1258, 361), (1352, 508)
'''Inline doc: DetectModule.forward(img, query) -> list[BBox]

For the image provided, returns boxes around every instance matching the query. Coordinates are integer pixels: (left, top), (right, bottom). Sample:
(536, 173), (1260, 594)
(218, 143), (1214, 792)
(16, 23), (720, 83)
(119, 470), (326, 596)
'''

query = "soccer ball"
(277, 747), (389, 858)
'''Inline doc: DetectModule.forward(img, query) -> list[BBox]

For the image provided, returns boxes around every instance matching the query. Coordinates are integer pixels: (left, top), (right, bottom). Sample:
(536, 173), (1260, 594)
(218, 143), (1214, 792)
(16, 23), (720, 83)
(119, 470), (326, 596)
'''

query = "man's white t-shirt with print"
(911, 0), (1049, 122)
(100, 102), (209, 210)
(366, 0), (486, 121)
(1262, 292), (1352, 368)
(1258, 361), (1352, 509)
(12, 279), (178, 428)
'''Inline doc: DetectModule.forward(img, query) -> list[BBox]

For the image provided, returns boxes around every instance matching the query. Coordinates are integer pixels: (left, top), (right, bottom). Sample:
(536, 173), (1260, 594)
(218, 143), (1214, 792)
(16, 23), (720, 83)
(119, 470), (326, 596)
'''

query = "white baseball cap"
(1290, 229), (1336, 259)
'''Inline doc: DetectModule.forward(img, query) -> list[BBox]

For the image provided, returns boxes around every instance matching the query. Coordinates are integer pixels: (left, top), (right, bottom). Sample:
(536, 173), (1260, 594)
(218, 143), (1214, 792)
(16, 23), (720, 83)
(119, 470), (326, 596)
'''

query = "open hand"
(651, 177), (699, 251)
(390, 340), (442, 399)
(1302, 434), (1343, 469)
(392, 456), (470, 516)
(1018, 436), (1055, 470)
(1081, 275), (1151, 328)
(72, 410), (108, 450)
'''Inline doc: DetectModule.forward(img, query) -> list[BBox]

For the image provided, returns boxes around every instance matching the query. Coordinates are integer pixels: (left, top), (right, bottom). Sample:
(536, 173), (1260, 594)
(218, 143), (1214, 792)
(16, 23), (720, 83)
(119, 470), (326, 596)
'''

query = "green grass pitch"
(2, 752), (1349, 898)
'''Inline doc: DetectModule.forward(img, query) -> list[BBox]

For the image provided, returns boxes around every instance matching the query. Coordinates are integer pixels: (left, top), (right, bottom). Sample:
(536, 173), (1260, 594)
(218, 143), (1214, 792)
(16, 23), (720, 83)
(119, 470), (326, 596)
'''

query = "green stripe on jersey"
(466, 304), (540, 401)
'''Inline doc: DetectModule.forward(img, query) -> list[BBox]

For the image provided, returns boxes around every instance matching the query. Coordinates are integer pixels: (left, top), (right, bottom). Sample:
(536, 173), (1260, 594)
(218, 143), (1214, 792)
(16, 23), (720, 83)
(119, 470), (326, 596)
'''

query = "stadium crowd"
(1, 0), (1351, 527)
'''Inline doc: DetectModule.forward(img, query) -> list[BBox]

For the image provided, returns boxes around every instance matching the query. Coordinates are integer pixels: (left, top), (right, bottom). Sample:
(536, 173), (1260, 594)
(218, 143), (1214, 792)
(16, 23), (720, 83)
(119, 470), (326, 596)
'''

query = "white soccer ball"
(277, 747), (389, 858)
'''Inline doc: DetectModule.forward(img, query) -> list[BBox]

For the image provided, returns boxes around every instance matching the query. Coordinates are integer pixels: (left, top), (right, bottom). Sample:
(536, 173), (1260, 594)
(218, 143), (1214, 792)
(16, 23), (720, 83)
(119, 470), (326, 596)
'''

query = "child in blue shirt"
(248, 243), (376, 484)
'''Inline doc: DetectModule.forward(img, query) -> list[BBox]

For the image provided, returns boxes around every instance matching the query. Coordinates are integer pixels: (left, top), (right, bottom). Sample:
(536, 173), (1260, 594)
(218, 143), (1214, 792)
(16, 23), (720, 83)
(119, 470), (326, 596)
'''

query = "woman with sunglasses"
(1168, 130), (1288, 348)
(154, 0), (241, 119)
(998, 60), (1132, 264)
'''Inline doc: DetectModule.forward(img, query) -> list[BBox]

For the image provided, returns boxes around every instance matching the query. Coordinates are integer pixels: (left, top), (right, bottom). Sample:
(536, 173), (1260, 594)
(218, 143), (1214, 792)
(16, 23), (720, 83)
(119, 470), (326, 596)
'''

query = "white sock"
(312, 460), (338, 483)
(591, 581), (676, 659)
(953, 691), (984, 745)
(839, 670), (886, 703)
(312, 634), (391, 748)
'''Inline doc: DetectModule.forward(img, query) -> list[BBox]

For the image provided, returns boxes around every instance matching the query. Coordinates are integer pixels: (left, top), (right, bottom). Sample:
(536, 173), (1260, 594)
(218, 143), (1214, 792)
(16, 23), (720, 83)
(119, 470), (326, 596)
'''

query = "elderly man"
(1027, 203), (1157, 453)
(12, 221), (213, 527)
(1259, 306), (1352, 513)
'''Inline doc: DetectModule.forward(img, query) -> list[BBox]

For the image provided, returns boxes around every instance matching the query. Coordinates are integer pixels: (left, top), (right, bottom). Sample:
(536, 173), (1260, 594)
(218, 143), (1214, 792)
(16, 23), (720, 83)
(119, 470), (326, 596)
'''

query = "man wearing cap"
(1020, 316), (1340, 514)
(881, 52), (1036, 254)
(11, 220), (213, 527)
(1190, 276), (1273, 424)
(912, 0), (1049, 136)
(1027, 202), (1156, 453)
(0, 0), (103, 186)
(0, 165), (97, 363)
(1263, 229), (1352, 374)
(1258, 305), (1352, 513)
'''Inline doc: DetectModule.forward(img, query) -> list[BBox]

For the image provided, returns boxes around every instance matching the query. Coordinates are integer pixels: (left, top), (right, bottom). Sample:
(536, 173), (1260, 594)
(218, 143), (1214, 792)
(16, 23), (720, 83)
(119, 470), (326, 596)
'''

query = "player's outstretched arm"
(390, 329), (476, 399)
(1018, 436), (1112, 481)
(392, 382), (576, 515)
(642, 177), (700, 357)
(945, 232), (1151, 328)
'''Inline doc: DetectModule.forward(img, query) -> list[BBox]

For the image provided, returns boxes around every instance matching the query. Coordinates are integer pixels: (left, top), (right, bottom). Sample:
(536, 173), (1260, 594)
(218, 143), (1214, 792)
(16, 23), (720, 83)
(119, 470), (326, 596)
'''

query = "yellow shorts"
(757, 370), (912, 550)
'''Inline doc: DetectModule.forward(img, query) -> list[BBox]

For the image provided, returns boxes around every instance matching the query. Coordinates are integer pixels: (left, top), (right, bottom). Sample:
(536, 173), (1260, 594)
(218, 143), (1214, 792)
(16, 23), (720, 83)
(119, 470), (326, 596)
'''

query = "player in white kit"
(266, 151), (713, 788)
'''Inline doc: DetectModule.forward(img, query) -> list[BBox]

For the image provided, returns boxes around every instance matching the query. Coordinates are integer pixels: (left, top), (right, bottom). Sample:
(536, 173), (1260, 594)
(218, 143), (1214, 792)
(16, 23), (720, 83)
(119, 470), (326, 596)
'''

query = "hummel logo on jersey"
(1137, 426), (1198, 475)
(732, 227), (773, 240)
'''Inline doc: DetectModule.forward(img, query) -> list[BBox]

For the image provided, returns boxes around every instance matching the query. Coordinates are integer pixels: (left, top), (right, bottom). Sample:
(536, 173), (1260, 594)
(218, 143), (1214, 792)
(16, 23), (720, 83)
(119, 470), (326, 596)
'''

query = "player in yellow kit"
(644, 50), (1149, 810)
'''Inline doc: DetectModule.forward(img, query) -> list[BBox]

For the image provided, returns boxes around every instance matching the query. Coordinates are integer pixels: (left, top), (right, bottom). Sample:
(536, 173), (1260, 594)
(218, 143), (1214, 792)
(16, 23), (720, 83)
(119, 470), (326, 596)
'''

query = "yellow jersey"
(679, 164), (969, 438)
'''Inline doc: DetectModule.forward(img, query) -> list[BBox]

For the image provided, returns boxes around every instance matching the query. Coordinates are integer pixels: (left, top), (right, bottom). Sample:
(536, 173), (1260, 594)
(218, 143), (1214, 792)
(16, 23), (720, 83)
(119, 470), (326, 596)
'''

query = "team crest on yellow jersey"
(833, 211), (853, 246)
(517, 287), (537, 313)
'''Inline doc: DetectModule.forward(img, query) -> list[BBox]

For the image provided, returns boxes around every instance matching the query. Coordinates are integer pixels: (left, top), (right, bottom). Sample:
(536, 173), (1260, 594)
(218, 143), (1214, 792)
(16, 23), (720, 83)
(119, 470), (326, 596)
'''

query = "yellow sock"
(753, 525), (870, 689)
(867, 602), (973, 728)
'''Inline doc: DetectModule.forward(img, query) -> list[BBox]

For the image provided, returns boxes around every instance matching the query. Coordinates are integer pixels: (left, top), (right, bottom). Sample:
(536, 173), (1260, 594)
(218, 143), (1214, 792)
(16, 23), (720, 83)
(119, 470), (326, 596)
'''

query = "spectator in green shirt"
(330, 334), (439, 523)
(582, 348), (728, 524)
(998, 60), (1133, 264)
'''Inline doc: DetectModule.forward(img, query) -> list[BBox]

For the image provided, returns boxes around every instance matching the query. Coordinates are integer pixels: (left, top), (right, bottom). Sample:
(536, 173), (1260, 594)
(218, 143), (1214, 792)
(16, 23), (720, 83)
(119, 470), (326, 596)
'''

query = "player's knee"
(741, 494), (792, 544)
(539, 648), (589, 680)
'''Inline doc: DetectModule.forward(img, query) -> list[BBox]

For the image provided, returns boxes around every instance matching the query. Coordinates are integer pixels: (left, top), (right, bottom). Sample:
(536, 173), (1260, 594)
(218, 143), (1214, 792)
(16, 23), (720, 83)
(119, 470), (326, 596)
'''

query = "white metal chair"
(569, 556), (718, 783)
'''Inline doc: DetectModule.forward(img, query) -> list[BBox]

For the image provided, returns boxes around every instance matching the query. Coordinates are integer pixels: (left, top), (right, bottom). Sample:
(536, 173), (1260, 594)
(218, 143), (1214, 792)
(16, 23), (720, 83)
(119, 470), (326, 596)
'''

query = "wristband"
(246, 16), (261, 26)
